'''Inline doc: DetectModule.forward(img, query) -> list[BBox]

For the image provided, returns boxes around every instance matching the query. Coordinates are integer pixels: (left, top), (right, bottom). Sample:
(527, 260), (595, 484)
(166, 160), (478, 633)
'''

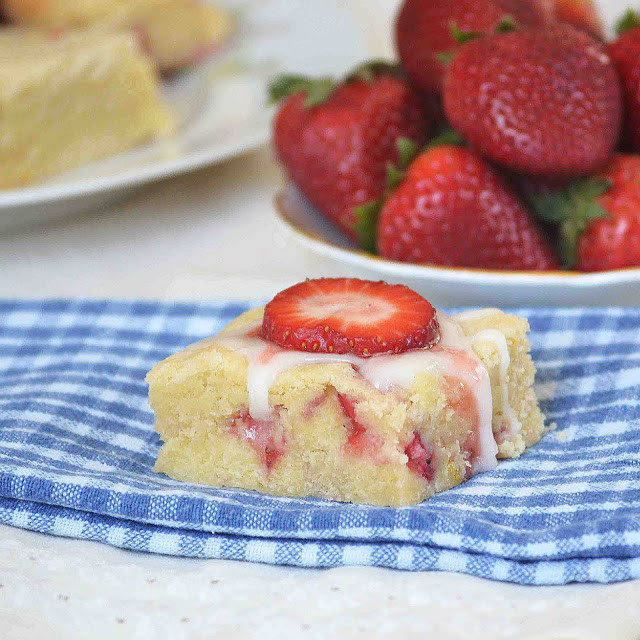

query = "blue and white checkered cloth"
(0, 300), (639, 586)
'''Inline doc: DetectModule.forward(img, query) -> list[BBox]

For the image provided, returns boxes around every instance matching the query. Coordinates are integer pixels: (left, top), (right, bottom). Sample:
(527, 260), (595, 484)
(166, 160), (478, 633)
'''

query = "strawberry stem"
(529, 178), (612, 269)
(616, 9), (640, 35)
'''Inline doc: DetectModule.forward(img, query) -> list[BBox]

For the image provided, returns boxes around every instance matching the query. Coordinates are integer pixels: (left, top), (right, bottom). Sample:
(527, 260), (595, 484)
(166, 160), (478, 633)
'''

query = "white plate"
(275, 184), (640, 307)
(0, 0), (370, 232)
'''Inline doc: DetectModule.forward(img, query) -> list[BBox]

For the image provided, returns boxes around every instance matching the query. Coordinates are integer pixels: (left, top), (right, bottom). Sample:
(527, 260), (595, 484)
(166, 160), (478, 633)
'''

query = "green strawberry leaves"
(354, 199), (384, 254)
(495, 15), (517, 34)
(426, 128), (466, 150)
(435, 51), (456, 65)
(347, 60), (405, 84)
(436, 22), (483, 65)
(530, 179), (612, 269)
(268, 75), (337, 108)
(450, 22), (485, 46)
(437, 16), (517, 65)
(616, 9), (640, 36)
(269, 61), (405, 109)
(396, 138), (419, 176)
(354, 138), (419, 252)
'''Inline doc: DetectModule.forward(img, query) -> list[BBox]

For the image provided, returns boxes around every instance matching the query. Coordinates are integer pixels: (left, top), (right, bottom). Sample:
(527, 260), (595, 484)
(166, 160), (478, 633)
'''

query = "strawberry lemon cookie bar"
(147, 279), (544, 506)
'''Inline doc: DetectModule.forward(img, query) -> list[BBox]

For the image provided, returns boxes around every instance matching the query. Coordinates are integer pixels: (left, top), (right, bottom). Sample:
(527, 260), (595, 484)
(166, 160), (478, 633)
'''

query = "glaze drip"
(213, 309), (522, 476)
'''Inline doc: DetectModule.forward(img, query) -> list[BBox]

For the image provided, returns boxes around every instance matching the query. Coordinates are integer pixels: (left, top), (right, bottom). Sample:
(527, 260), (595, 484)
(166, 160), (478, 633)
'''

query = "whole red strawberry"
(531, 155), (640, 271)
(553, 0), (605, 39)
(609, 11), (640, 153)
(376, 145), (559, 270)
(270, 65), (429, 249)
(443, 25), (622, 177)
(395, 0), (554, 96)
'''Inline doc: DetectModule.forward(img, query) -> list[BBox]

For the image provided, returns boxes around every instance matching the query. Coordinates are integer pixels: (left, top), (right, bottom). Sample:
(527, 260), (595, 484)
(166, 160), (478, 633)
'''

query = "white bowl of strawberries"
(271, 0), (640, 307)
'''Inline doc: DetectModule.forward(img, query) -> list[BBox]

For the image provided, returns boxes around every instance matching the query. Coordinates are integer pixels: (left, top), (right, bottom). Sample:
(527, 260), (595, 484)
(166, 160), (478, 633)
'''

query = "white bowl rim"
(274, 186), (640, 290)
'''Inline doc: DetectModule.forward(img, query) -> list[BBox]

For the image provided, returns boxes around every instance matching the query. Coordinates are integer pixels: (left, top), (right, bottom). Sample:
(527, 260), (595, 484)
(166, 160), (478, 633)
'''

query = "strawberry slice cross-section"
(261, 278), (440, 357)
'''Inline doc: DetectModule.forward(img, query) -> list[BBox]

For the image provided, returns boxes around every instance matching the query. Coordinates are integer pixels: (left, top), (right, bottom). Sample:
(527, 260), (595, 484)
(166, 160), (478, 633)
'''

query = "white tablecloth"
(1, 1), (639, 637)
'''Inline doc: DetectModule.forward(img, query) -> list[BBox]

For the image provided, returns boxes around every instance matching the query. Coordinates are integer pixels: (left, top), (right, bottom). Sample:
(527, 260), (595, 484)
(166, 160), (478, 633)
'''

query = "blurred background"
(0, 0), (386, 299)
(0, 0), (636, 306)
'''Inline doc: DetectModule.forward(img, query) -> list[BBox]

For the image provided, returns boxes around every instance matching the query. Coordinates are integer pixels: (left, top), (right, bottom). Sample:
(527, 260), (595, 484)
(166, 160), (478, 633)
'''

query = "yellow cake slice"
(146, 280), (545, 507)
(1, 0), (234, 72)
(0, 27), (173, 189)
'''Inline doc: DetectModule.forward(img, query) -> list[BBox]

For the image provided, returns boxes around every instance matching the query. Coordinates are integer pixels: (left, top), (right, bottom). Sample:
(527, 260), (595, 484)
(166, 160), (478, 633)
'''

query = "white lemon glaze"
(469, 328), (522, 441)
(213, 310), (520, 475)
(451, 309), (523, 442)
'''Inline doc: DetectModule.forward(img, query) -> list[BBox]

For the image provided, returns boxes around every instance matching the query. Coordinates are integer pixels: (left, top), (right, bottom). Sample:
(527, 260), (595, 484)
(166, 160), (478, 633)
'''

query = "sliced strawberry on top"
(261, 278), (439, 357)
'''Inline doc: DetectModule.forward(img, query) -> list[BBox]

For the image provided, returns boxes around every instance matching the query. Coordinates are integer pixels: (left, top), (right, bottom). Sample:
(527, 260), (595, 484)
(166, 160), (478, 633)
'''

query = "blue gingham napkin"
(0, 300), (639, 586)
